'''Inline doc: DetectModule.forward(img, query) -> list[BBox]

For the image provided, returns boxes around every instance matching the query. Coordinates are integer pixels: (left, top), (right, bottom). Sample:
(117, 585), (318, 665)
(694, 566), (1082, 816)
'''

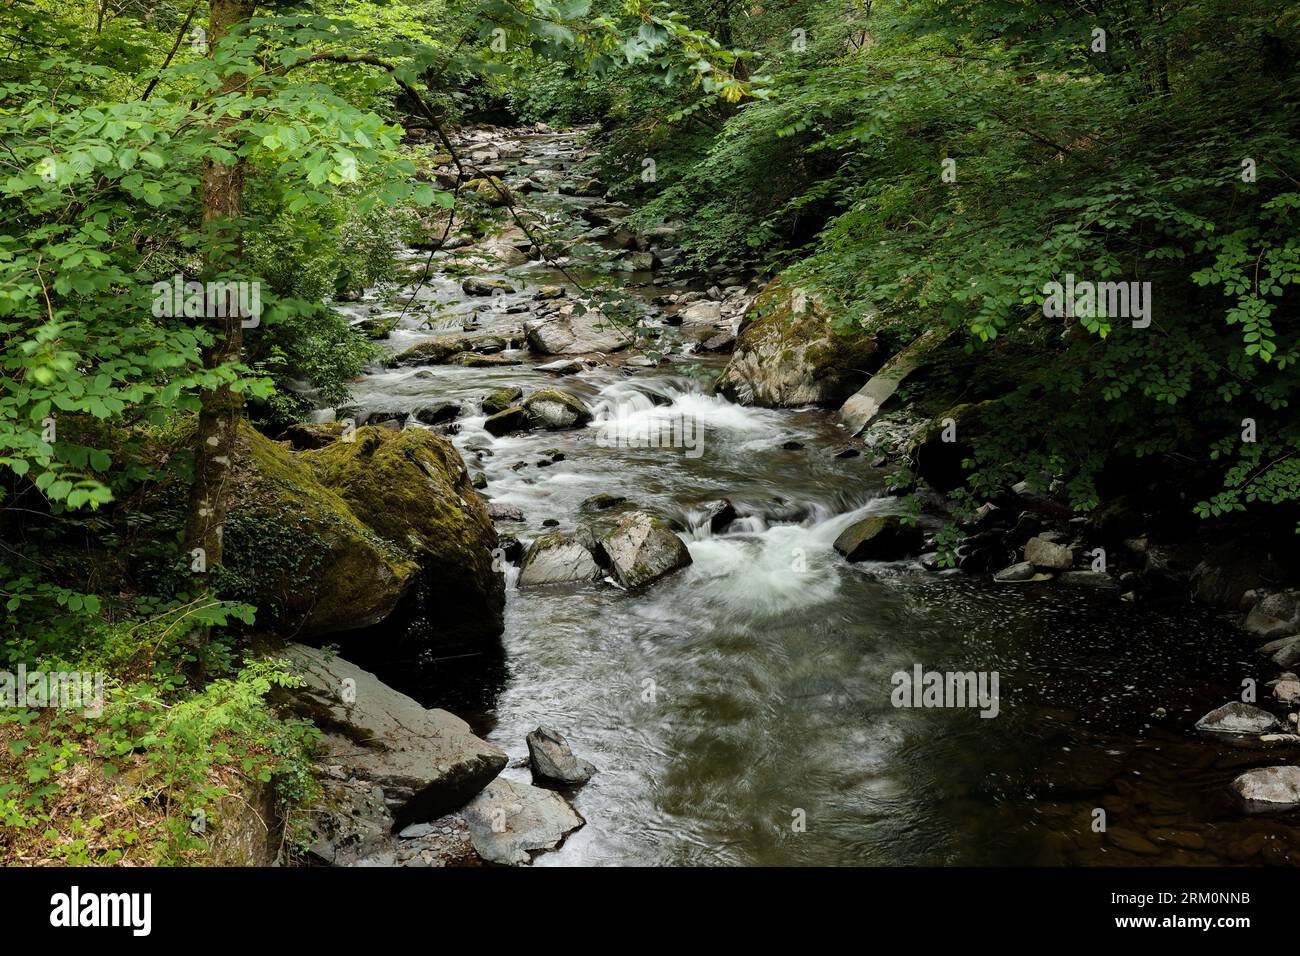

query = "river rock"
(580, 492), (627, 512)
(462, 777), (584, 865)
(522, 388), (593, 429)
(580, 204), (630, 227)
(306, 778), (394, 866)
(994, 561), (1038, 583)
(700, 499), (737, 533)
(1231, 766), (1300, 812)
(212, 423), (501, 643)
(536, 358), (586, 374)
(462, 276), (515, 296)
(1270, 636), (1300, 669)
(387, 332), (506, 367)
(463, 176), (512, 207)
(486, 502), (525, 522)
(301, 425), (504, 650)
(832, 515), (924, 562)
(282, 645), (507, 828)
(601, 511), (692, 588)
(1272, 679), (1300, 705)
(482, 386), (523, 415)
(714, 279), (877, 407)
(1194, 702), (1281, 739)
(518, 532), (603, 586)
(1024, 535), (1074, 570)
(524, 308), (629, 354)
(1245, 591), (1300, 638)
(1057, 570), (1120, 590)
(447, 351), (521, 368)
(484, 405), (532, 436)
(526, 727), (596, 786)
(413, 402), (460, 426)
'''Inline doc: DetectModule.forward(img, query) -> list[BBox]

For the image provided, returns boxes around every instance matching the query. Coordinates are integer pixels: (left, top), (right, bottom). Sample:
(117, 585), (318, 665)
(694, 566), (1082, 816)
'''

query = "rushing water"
(333, 129), (1300, 867)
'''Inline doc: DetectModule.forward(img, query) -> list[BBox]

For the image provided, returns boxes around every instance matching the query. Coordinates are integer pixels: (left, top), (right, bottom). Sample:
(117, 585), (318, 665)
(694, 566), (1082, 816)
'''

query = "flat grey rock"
(282, 644), (507, 828)
(463, 777), (584, 865)
(1194, 702), (1281, 739)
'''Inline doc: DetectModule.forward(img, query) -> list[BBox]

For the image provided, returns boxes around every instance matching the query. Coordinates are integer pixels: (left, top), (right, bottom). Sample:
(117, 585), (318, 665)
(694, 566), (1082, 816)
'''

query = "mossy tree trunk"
(184, 0), (257, 574)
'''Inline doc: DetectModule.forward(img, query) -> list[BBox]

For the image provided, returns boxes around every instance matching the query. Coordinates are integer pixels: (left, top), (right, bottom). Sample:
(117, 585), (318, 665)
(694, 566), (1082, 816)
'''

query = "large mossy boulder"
(714, 279), (878, 407)
(221, 423), (503, 648)
(301, 426), (504, 650)
(222, 423), (421, 638)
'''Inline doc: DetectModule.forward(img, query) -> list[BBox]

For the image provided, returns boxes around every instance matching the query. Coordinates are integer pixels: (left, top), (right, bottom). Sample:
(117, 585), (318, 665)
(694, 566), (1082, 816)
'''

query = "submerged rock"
(832, 515), (924, 562)
(1057, 570), (1120, 590)
(580, 492), (628, 512)
(1231, 766), (1300, 812)
(282, 645), (507, 828)
(600, 511), (693, 589)
(522, 388), (593, 429)
(1194, 702), (1281, 739)
(518, 532), (603, 587)
(526, 727), (596, 786)
(462, 777), (584, 865)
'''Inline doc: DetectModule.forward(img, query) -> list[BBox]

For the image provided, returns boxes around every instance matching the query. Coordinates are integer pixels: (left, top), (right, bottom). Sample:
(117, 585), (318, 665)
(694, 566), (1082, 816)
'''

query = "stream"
(328, 127), (1299, 866)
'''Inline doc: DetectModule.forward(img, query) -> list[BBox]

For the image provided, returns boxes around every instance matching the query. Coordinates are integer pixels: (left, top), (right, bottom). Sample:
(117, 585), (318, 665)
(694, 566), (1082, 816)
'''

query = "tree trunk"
(183, 0), (256, 574)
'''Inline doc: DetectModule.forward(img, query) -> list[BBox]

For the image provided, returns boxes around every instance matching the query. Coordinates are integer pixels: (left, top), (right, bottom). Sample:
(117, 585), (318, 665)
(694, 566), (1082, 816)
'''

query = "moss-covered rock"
(463, 176), (512, 208)
(832, 515), (924, 562)
(219, 423), (503, 651)
(484, 405), (532, 436)
(222, 423), (421, 638)
(387, 333), (506, 368)
(715, 279), (878, 407)
(482, 386), (524, 415)
(302, 426), (504, 651)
